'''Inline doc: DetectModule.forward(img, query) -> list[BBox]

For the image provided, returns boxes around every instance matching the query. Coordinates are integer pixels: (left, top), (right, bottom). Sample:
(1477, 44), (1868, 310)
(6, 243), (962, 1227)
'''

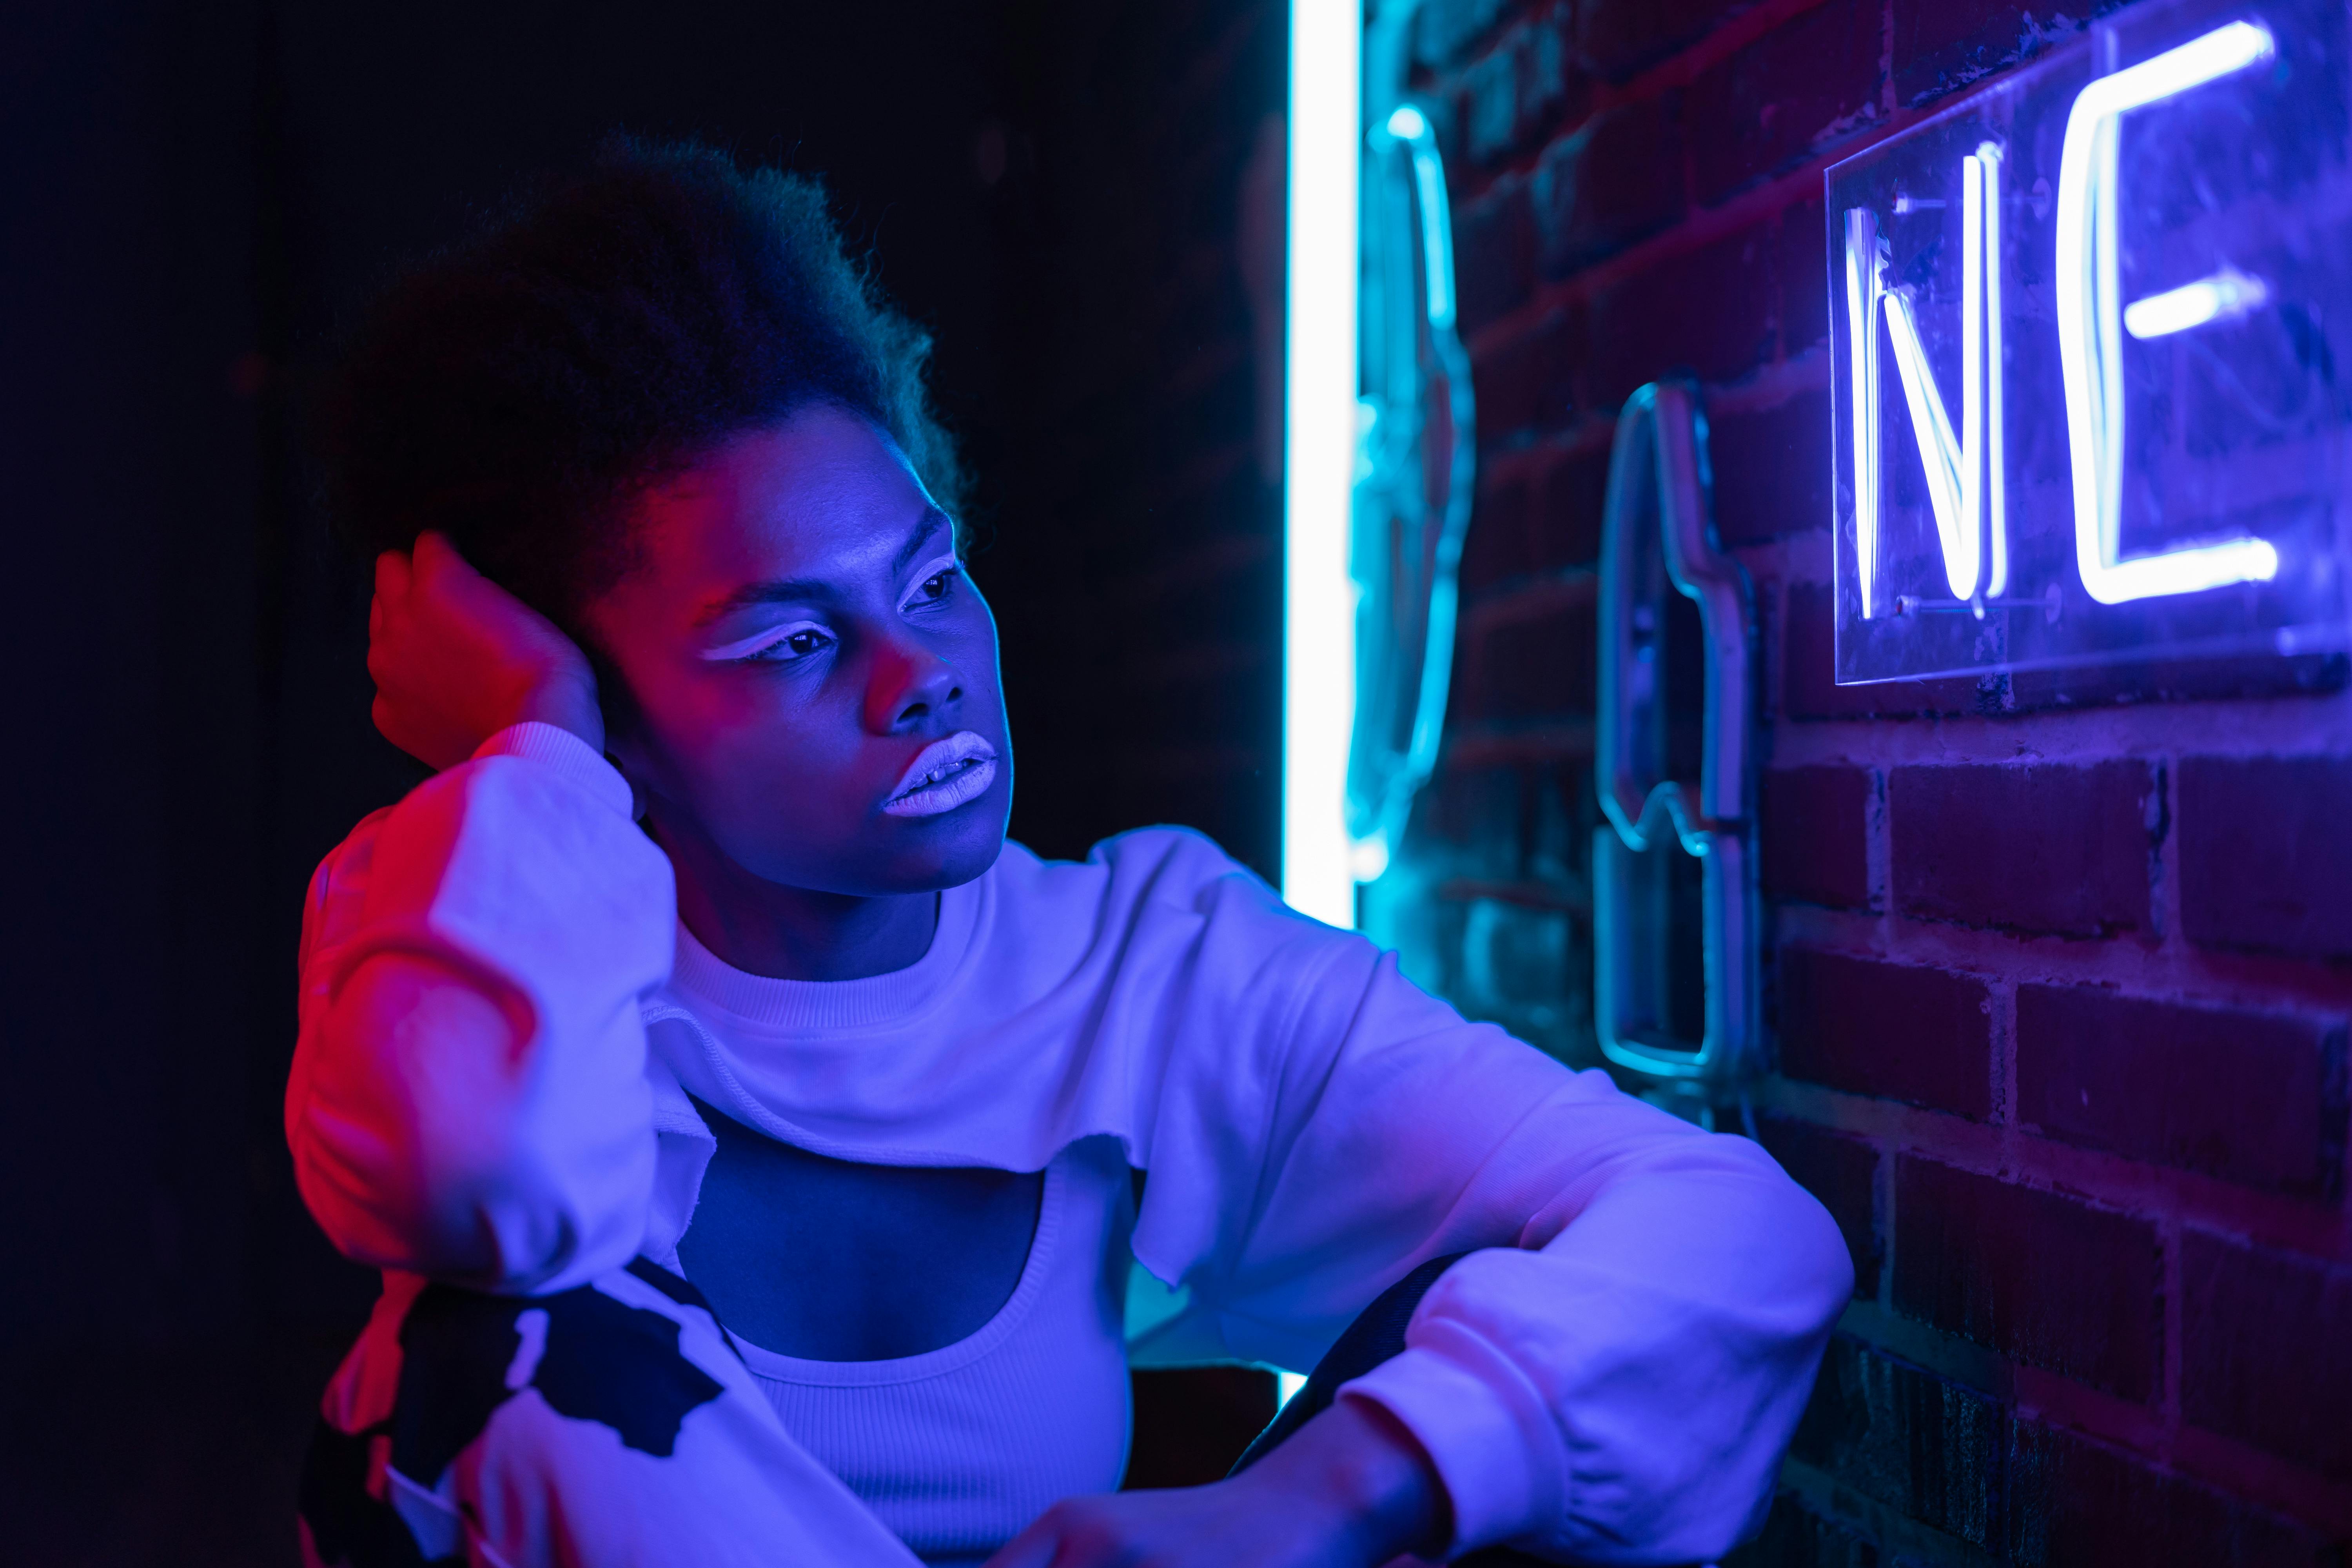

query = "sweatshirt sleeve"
(285, 722), (677, 1294)
(1135, 860), (1851, 1565)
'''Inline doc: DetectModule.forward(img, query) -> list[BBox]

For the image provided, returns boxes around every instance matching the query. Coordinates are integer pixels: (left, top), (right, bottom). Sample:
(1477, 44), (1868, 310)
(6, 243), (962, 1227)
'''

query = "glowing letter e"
(2056, 21), (2280, 604)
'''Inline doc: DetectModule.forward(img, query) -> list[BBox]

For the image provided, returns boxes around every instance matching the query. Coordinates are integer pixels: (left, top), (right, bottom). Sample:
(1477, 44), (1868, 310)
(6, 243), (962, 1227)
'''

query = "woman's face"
(587, 404), (1011, 897)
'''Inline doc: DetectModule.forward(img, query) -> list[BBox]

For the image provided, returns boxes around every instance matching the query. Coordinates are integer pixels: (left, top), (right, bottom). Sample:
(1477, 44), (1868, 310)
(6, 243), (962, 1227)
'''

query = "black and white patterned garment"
(297, 1259), (920, 1568)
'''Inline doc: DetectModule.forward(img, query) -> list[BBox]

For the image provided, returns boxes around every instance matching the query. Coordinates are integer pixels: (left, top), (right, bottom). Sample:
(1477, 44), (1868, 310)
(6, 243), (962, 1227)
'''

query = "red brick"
(1470, 307), (1584, 445)
(1892, 0), (2076, 109)
(2179, 755), (2352, 961)
(1586, 223), (1777, 409)
(1710, 387), (1832, 545)
(1528, 96), (1684, 280)
(1782, 581), (1996, 719)
(1760, 765), (1873, 909)
(1454, 596), (1598, 723)
(1791, 1336), (2001, 1545)
(1459, 469), (1534, 595)
(1575, 0), (1753, 83)
(1690, 0), (1885, 206)
(2017, 985), (2347, 1200)
(2004, 652), (2347, 714)
(1889, 762), (2156, 936)
(1757, 1117), (1882, 1297)
(1423, 764), (1531, 876)
(1780, 193), (1830, 351)
(1892, 1158), (2160, 1401)
(1526, 442), (1609, 572)
(1453, 181), (1536, 338)
(1516, 9), (1582, 142)
(2182, 1232), (2352, 1483)
(1721, 1496), (1880, 1568)
(1414, 0), (1512, 69)
(1462, 37), (1523, 165)
(1462, 13), (1585, 167)
(1777, 948), (1992, 1117)
(2005, 1422), (2340, 1568)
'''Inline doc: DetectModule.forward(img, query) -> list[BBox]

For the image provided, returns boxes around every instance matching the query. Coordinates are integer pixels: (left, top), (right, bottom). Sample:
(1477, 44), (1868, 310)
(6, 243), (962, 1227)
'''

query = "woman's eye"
(742, 627), (832, 664)
(909, 564), (962, 606)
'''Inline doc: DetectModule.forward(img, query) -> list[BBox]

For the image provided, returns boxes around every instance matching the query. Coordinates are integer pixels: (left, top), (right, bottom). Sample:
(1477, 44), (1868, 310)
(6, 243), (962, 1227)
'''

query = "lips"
(882, 731), (1000, 818)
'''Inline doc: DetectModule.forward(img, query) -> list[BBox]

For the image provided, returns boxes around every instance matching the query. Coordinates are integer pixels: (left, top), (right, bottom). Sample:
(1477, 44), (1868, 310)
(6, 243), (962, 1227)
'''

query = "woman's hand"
(983, 1398), (1448, 1568)
(367, 531), (605, 770)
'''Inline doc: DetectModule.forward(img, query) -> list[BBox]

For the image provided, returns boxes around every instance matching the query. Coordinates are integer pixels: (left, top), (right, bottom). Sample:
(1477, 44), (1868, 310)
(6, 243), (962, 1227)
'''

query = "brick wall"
(1397, 0), (2352, 1559)
(985, 0), (1288, 878)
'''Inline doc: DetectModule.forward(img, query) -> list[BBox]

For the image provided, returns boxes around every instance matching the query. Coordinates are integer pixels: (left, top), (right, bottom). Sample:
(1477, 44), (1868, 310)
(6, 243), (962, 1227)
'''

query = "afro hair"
(318, 136), (966, 634)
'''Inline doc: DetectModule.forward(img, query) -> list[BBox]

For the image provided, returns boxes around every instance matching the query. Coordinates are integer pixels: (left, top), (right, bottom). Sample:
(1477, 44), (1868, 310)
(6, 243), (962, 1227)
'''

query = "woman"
(287, 139), (1848, 1568)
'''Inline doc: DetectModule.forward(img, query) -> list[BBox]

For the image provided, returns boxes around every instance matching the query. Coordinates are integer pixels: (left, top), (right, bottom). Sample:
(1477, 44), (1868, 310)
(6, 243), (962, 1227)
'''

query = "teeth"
(907, 758), (969, 794)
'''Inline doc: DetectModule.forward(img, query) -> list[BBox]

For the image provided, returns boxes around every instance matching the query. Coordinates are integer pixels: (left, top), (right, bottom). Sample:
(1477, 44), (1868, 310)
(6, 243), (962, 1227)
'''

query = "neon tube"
(1880, 289), (1979, 599)
(2056, 20), (2280, 604)
(1843, 208), (1883, 617)
(1282, 0), (1361, 926)
(1975, 143), (2008, 597)
(1852, 143), (2009, 613)
(2123, 267), (2270, 339)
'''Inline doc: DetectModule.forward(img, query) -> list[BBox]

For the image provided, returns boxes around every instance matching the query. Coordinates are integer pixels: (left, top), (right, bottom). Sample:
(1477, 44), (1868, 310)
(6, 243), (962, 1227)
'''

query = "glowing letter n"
(1844, 145), (2008, 619)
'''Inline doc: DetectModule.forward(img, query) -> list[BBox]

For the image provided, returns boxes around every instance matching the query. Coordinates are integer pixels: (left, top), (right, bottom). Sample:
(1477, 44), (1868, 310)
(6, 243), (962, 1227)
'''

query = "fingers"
(369, 693), (401, 750)
(977, 1519), (1061, 1568)
(374, 547), (412, 606)
(411, 528), (484, 591)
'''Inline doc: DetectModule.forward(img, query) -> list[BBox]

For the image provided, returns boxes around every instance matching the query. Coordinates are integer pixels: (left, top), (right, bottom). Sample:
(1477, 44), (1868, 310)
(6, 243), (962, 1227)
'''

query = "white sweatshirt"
(286, 722), (1850, 1564)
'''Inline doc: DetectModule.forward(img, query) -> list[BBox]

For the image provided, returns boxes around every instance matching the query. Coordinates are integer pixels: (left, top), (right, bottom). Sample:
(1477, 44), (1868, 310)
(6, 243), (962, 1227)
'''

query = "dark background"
(0, 2), (1283, 1558)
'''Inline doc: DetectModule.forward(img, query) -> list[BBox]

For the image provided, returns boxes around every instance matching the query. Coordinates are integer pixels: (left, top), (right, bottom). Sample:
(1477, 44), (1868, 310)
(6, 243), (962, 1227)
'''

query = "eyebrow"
(692, 507), (953, 627)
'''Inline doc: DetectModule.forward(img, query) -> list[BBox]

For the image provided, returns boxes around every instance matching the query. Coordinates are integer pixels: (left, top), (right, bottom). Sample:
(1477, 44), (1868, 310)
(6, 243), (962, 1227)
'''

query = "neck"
(651, 818), (940, 983)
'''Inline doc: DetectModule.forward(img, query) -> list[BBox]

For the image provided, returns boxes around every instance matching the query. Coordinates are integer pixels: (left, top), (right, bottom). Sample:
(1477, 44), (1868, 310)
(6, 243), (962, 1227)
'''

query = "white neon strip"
(2057, 21), (2280, 604)
(1282, 0), (1361, 926)
(1881, 290), (1980, 600)
(1844, 208), (1883, 618)
(1976, 144), (2009, 597)
(2123, 267), (2270, 339)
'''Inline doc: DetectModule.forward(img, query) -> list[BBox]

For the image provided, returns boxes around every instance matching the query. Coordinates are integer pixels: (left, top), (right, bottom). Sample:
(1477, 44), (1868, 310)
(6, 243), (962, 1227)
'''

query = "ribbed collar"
(666, 874), (985, 1033)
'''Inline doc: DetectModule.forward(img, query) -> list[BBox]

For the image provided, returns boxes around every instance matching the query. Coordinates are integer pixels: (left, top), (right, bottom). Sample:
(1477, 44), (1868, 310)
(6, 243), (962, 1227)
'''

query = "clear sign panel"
(1827, 0), (2352, 683)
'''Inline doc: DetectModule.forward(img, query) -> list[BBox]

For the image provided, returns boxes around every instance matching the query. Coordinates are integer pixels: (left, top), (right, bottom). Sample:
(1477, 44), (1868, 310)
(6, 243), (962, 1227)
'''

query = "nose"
(865, 634), (964, 734)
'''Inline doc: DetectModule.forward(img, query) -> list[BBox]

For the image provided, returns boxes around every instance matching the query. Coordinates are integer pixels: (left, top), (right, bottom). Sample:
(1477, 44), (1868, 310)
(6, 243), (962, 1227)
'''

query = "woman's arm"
(1104, 855), (1851, 1566)
(1254, 950), (1847, 1563)
(287, 726), (675, 1291)
(285, 537), (675, 1293)
(986, 1398), (1445, 1568)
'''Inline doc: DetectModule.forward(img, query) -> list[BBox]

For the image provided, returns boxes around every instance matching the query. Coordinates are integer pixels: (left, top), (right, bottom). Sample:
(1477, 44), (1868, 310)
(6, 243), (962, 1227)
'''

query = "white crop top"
(715, 1136), (1136, 1566)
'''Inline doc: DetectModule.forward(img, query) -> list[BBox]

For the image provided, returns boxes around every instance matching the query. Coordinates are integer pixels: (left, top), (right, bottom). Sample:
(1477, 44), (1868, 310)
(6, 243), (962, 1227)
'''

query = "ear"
(599, 711), (655, 823)
(578, 638), (653, 820)
(603, 748), (650, 822)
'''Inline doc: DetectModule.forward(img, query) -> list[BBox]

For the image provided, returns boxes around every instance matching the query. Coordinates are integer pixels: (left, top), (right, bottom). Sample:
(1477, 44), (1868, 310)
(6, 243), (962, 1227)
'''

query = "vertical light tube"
(1282, 0), (1361, 926)
(1961, 151), (1986, 597)
(1843, 209), (1883, 619)
(1978, 144), (2009, 597)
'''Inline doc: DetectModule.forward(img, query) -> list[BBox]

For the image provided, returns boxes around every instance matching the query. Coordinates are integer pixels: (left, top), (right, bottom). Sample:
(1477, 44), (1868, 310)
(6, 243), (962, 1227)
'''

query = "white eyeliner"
(698, 621), (827, 662)
(897, 552), (963, 613)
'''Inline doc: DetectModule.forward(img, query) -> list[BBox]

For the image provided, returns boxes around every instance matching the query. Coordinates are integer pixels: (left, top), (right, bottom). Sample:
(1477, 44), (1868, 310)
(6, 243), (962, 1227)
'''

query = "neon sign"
(1828, 0), (2351, 684)
(1281, 0), (1360, 923)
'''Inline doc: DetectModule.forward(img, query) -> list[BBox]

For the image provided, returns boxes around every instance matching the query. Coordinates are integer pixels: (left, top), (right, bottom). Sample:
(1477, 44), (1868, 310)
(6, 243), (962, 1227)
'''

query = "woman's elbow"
(1784, 1181), (1857, 1333)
